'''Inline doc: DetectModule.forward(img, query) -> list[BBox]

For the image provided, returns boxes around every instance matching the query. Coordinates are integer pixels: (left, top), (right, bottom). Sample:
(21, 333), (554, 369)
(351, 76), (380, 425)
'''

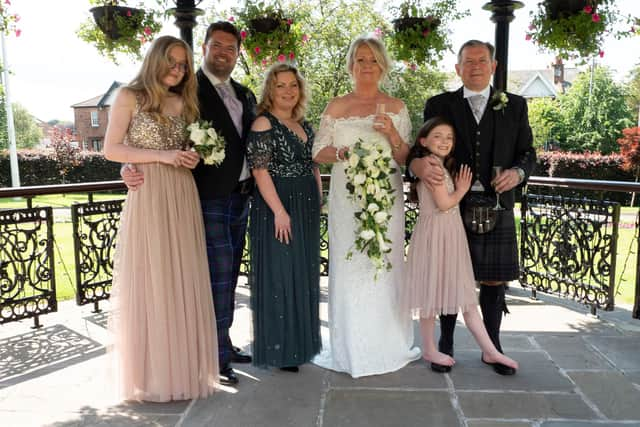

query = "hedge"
(0, 149), (121, 187)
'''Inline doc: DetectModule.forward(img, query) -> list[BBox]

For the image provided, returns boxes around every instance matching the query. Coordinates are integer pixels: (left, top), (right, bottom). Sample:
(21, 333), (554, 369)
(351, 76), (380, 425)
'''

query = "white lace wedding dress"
(311, 106), (421, 378)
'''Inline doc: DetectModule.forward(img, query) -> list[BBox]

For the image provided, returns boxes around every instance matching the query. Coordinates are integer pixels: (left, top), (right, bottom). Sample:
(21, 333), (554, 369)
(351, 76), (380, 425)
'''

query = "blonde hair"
(346, 36), (391, 83)
(257, 63), (308, 122)
(126, 35), (199, 124)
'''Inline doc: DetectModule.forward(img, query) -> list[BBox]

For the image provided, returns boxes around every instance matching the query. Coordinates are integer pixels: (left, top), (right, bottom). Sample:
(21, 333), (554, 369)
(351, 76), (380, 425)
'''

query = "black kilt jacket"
(191, 69), (257, 200)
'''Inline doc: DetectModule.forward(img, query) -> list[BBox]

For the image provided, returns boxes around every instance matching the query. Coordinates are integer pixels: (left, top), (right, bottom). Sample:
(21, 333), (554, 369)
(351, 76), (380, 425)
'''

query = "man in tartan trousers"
(122, 21), (256, 385)
(409, 40), (536, 376)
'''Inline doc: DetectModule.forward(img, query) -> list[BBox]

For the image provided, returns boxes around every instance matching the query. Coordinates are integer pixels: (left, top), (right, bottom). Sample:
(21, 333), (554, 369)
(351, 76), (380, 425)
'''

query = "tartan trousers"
(201, 193), (250, 367)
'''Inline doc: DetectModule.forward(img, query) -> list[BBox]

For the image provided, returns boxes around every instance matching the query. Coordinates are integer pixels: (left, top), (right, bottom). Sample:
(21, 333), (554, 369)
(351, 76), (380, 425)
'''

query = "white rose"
(367, 203), (379, 213)
(374, 211), (387, 224)
(368, 166), (380, 179)
(353, 173), (366, 185)
(377, 232), (390, 252)
(190, 128), (206, 145)
(207, 127), (219, 139)
(360, 229), (375, 241)
(348, 153), (360, 167)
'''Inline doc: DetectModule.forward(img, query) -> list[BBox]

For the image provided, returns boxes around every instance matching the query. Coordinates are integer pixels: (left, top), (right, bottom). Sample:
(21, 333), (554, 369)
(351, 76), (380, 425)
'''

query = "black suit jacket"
(192, 69), (257, 199)
(411, 87), (535, 209)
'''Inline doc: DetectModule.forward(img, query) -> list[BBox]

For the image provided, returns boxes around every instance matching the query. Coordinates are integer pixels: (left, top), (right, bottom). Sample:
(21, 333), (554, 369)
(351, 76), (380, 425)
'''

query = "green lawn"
(1, 195), (638, 307)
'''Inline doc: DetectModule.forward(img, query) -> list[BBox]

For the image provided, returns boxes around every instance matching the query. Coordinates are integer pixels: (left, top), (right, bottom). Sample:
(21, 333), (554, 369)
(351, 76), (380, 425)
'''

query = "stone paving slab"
(457, 391), (598, 420)
(182, 362), (325, 427)
(322, 389), (459, 427)
(534, 336), (613, 370)
(541, 422), (640, 427)
(467, 421), (532, 427)
(327, 359), (447, 390)
(449, 350), (574, 392)
(584, 336), (640, 370)
(567, 371), (640, 420)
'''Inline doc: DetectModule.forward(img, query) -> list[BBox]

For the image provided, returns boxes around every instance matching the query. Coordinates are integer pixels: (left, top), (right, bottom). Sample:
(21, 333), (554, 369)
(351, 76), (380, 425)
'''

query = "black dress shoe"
(219, 366), (239, 385)
(430, 362), (452, 373)
(481, 356), (516, 376)
(279, 366), (299, 373)
(231, 346), (252, 364)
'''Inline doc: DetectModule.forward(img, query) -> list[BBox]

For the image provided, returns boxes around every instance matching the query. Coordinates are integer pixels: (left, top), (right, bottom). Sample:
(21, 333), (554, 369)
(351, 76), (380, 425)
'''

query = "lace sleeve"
(311, 114), (336, 159)
(246, 129), (273, 169)
(396, 105), (412, 146)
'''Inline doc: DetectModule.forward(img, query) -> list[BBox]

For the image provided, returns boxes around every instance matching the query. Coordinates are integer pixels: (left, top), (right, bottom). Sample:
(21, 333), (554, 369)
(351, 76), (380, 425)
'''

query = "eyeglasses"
(168, 62), (188, 73)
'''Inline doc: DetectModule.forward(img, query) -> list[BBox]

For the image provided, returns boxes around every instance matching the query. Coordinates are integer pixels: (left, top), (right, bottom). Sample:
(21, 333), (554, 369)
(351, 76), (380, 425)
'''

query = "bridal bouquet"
(344, 137), (397, 279)
(187, 120), (225, 166)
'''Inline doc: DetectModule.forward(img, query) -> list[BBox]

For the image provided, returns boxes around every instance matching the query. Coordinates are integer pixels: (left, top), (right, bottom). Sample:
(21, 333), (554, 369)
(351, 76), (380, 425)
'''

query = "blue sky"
(4, 0), (639, 122)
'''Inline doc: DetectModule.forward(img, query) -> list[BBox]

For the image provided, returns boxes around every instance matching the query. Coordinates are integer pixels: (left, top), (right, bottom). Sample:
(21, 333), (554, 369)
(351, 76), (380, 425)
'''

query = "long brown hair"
(126, 35), (199, 124)
(408, 116), (457, 202)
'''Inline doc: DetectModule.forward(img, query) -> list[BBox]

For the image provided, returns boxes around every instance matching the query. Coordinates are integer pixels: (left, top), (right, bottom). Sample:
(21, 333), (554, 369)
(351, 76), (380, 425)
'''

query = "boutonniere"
(491, 91), (509, 113)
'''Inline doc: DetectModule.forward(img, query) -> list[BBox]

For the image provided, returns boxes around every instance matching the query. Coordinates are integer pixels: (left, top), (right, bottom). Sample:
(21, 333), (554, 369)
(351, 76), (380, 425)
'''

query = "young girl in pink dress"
(404, 116), (519, 373)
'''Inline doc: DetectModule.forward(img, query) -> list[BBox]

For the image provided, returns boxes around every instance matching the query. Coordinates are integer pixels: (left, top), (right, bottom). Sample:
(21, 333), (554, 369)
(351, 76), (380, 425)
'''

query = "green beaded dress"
(247, 112), (321, 368)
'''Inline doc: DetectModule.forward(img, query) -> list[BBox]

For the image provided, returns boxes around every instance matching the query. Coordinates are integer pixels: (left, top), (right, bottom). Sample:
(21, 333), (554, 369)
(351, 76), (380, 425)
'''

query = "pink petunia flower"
(5, 0), (11, 5)
(144, 26), (152, 36)
(240, 30), (247, 40)
(287, 19), (293, 25)
(301, 34), (309, 42)
(127, 10), (132, 17)
(374, 27), (383, 37)
(14, 28), (20, 37)
(289, 52), (295, 61)
(583, 5), (593, 14)
(254, 46), (261, 54)
(409, 63), (417, 71)
(592, 13), (600, 23)
(525, 34), (532, 41)
(277, 54), (286, 62)
(599, 50), (605, 57)
(422, 29), (430, 37)
(261, 59), (268, 66)
(228, 16), (235, 22)
(528, 24), (535, 31)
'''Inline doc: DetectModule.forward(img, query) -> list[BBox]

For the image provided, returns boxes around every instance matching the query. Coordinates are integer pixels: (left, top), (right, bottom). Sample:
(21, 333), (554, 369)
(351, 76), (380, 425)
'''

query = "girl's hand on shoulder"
(456, 164), (473, 193)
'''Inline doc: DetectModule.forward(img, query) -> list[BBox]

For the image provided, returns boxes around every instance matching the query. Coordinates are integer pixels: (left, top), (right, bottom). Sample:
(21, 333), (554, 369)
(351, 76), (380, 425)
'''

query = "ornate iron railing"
(2, 176), (640, 327)
(71, 199), (123, 313)
(0, 207), (56, 328)
(520, 193), (619, 313)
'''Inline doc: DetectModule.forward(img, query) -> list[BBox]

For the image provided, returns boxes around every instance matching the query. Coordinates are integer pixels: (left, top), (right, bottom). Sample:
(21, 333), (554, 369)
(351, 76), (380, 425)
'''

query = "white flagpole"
(2, 31), (20, 187)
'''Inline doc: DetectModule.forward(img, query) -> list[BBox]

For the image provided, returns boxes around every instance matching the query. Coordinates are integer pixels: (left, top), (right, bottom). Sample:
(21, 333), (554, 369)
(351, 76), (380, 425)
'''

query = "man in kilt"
(409, 40), (536, 375)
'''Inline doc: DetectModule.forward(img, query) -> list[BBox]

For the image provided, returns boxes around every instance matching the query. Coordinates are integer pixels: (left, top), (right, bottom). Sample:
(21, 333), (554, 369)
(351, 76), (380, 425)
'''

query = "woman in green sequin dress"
(247, 64), (322, 371)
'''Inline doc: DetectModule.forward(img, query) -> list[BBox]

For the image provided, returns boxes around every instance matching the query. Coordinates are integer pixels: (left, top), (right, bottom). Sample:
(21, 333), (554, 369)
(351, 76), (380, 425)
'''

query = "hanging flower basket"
(248, 15), (283, 34)
(526, 0), (636, 60)
(90, 5), (143, 40)
(233, 2), (304, 66)
(77, 1), (163, 64)
(387, 0), (468, 67)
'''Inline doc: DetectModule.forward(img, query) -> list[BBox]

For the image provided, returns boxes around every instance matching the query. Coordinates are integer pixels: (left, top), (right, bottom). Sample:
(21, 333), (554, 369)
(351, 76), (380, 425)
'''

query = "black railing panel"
(0, 207), (56, 327)
(520, 193), (620, 311)
(71, 200), (123, 311)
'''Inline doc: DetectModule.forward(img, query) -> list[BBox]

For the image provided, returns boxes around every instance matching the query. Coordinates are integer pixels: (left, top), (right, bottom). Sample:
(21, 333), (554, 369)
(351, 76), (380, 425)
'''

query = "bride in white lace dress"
(311, 36), (421, 377)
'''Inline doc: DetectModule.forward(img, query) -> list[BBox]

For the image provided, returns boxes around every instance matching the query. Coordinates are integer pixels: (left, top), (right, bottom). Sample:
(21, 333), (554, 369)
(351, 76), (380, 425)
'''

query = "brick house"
(71, 81), (122, 152)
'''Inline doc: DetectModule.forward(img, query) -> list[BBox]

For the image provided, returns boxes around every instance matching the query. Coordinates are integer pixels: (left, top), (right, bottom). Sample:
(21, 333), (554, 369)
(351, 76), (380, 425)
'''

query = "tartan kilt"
(466, 208), (519, 281)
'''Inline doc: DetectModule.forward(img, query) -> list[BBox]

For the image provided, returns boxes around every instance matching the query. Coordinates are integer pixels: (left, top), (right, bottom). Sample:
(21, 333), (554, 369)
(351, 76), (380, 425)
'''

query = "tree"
(527, 97), (564, 150)
(557, 66), (635, 153)
(626, 64), (640, 121)
(0, 101), (43, 150)
(12, 103), (42, 149)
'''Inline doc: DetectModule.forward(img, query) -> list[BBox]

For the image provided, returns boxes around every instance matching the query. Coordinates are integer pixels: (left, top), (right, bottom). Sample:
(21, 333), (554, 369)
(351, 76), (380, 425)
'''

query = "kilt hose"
(201, 193), (251, 367)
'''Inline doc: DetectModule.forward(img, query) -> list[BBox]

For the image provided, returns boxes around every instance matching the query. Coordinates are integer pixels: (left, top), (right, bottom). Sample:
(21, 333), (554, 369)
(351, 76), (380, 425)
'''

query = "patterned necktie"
(468, 94), (485, 124)
(216, 83), (243, 135)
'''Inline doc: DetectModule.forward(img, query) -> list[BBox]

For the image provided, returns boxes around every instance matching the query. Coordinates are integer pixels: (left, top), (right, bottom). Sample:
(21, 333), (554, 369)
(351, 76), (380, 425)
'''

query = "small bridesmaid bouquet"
(187, 120), (226, 166)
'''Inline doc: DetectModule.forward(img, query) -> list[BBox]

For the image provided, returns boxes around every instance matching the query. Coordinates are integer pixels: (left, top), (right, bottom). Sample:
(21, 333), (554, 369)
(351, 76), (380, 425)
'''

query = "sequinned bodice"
(125, 112), (187, 151)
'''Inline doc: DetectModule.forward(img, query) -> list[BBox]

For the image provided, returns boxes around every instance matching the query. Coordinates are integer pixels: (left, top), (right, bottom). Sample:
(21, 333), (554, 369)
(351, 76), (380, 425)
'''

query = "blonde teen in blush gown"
(104, 36), (218, 402)
(312, 36), (420, 377)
